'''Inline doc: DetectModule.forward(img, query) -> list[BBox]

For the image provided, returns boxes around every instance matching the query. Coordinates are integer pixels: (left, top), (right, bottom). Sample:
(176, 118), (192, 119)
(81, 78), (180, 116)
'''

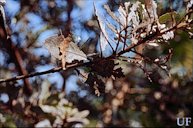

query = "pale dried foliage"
(0, 0), (193, 127)
(31, 81), (90, 127)
(93, 0), (193, 81)
(95, 1), (176, 50)
(45, 34), (87, 69)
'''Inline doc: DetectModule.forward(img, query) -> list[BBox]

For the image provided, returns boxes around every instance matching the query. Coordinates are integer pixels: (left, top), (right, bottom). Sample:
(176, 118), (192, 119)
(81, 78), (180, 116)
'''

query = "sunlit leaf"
(95, 5), (109, 51)
(44, 34), (87, 69)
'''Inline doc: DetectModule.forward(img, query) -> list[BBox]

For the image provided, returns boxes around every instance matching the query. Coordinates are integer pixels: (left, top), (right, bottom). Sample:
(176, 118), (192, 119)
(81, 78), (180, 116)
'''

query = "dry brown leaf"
(44, 34), (87, 69)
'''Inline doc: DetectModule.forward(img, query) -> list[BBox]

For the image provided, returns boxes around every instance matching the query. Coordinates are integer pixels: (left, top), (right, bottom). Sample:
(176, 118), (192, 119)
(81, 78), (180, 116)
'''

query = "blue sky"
(0, 0), (107, 95)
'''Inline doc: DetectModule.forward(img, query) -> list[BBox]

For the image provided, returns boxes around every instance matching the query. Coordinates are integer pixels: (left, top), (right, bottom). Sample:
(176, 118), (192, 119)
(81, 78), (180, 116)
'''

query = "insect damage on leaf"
(44, 33), (87, 69)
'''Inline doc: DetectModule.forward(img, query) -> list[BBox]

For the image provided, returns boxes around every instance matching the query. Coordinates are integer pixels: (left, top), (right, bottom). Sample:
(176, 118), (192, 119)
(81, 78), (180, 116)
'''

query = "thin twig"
(117, 19), (183, 56)
(130, 49), (170, 76)
(0, 62), (90, 84)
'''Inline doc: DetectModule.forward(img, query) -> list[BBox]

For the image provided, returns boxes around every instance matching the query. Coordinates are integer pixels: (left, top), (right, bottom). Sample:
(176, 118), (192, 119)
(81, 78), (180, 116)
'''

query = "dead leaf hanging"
(44, 34), (87, 69)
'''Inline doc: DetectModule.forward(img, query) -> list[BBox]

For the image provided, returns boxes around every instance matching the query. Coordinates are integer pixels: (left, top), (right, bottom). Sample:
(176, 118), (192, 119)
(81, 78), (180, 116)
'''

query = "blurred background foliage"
(0, 0), (192, 127)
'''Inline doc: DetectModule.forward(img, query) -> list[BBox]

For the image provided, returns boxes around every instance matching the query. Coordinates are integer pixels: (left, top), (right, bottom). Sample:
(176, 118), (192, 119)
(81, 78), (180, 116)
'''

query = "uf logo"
(177, 117), (192, 126)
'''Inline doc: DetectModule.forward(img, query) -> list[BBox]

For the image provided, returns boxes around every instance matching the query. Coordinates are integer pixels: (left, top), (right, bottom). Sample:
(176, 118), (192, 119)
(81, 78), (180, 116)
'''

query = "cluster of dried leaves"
(0, 0), (193, 127)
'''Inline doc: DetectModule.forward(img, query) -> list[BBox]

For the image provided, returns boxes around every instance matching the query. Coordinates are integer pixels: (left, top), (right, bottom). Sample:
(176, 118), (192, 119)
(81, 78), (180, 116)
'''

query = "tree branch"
(0, 62), (90, 84)
(0, 7), (192, 85)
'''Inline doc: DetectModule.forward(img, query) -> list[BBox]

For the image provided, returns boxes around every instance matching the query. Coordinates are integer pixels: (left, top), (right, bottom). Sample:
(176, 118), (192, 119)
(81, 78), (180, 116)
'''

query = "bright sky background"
(0, 0), (185, 101)
(0, 0), (108, 96)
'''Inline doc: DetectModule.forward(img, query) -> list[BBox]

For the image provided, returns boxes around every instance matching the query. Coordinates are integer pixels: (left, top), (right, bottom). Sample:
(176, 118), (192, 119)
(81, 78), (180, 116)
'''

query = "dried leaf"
(59, 35), (71, 69)
(113, 67), (125, 78)
(106, 21), (117, 33)
(44, 34), (87, 69)
(44, 34), (65, 60)
(66, 41), (87, 63)
(104, 5), (120, 24)
(118, 5), (127, 26)
(128, 1), (140, 27)
(100, 32), (108, 51)
(124, 2), (131, 12)
(95, 5), (109, 51)
(162, 31), (174, 40)
(85, 73), (105, 95)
